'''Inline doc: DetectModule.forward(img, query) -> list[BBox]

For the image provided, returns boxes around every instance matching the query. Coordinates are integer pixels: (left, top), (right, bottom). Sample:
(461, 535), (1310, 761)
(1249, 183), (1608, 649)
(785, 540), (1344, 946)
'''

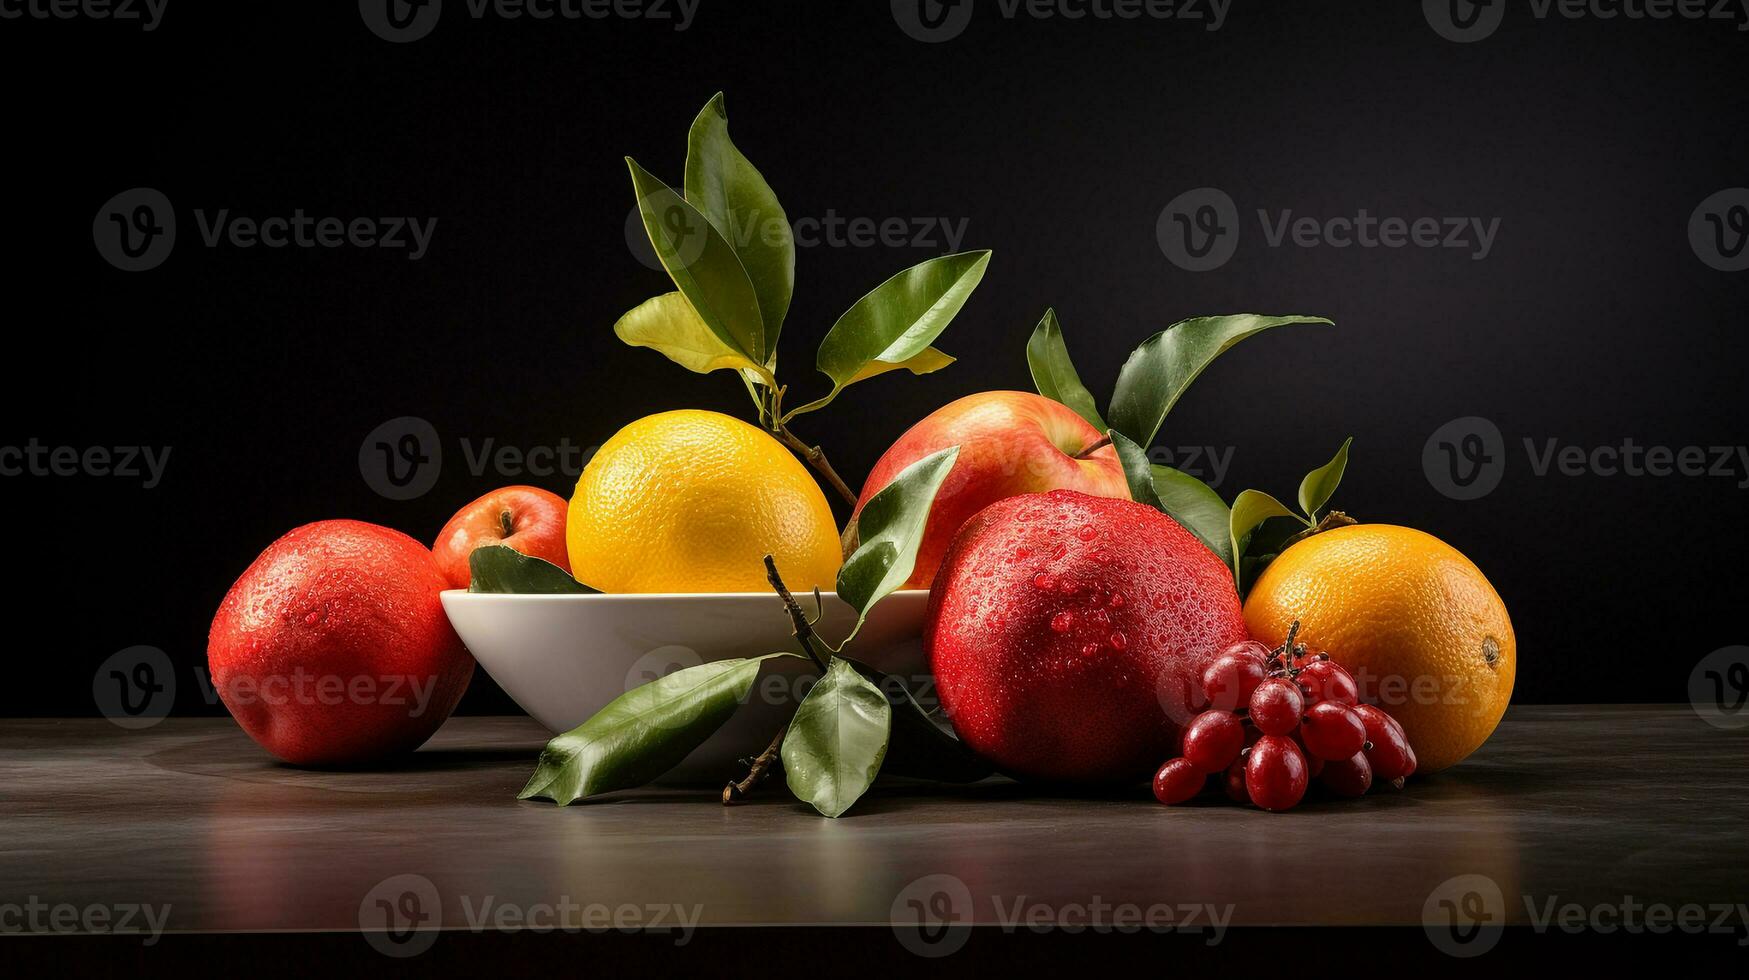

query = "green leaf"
(613, 292), (775, 384)
(1108, 315), (1333, 447)
(684, 93), (794, 359)
(626, 157), (766, 366)
(793, 251), (991, 417)
(519, 654), (795, 804)
(1228, 490), (1302, 583)
(1298, 437), (1353, 521)
(782, 658), (892, 818)
(468, 546), (598, 594)
(1026, 308), (1106, 430)
(834, 446), (959, 645)
(1109, 431), (1232, 567)
(1237, 516), (1303, 600)
(856, 664), (991, 783)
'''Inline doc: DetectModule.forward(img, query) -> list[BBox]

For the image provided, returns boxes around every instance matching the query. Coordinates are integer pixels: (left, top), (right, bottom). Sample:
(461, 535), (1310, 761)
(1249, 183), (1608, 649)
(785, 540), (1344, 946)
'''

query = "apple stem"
(498, 509), (515, 539)
(722, 724), (787, 805)
(1074, 436), (1114, 460)
(763, 554), (830, 671)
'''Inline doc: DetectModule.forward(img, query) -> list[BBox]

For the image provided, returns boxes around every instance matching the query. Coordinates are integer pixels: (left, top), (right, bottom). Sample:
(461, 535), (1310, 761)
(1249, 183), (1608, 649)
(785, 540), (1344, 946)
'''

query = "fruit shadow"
(272, 747), (541, 774)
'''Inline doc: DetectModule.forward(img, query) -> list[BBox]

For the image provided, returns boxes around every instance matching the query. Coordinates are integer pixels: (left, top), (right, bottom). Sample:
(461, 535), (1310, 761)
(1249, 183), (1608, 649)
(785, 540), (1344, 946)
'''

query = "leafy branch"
(615, 93), (992, 507)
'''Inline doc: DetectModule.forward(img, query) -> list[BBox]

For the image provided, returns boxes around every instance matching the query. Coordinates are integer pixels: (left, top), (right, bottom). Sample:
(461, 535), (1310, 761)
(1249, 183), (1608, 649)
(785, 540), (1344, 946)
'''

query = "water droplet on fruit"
(1051, 611), (1075, 633)
(1109, 593), (1127, 609)
(1015, 546), (1032, 560)
(1058, 577), (1081, 595)
(1076, 526), (1097, 541)
(1091, 550), (1113, 564)
(1048, 543), (1068, 562)
(1080, 643), (1101, 657)
(1032, 572), (1056, 591)
(1109, 630), (1128, 651)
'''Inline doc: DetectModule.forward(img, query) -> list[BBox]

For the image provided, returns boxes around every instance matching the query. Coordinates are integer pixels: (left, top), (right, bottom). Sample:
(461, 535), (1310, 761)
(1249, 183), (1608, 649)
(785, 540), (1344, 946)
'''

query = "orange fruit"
(1243, 524), (1515, 773)
(567, 410), (842, 593)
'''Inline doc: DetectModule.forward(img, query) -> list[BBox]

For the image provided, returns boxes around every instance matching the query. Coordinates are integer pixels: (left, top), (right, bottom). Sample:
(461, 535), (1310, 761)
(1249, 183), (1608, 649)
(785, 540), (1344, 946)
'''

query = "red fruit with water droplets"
(1245, 735), (1309, 811)
(925, 490), (1248, 783)
(208, 520), (474, 766)
(1152, 758), (1205, 805)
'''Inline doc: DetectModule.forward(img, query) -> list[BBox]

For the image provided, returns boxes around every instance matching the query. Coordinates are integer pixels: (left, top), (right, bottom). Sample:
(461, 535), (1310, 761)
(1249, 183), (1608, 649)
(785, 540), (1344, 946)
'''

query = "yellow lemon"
(567, 410), (842, 593)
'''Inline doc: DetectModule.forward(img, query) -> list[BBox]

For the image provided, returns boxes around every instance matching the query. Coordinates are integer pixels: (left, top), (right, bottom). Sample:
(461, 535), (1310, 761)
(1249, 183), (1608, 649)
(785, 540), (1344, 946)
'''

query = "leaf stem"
(773, 424), (859, 506)
(722, 724), (787, 805)
(763, 554), (830, 670)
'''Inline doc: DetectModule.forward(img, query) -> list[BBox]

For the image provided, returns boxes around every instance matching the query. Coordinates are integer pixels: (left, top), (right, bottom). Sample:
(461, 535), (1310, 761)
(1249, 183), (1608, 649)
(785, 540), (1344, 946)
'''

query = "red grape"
(1299, 701), (1367, 761)
(1202, 654), (1267, 712)
(1222, 757), (1250, 804)
(1321, 751), (1373, 797)
(1296, 659), (1359, 706)
(1181, 710), (1245, 772)
(1248, 677), (1305, 735)
(1355, 705), (1415, 781)
(1244, 735), (1309, 811)
(1153, 758), (1205, 805)
(1221, 639), (1274, 664)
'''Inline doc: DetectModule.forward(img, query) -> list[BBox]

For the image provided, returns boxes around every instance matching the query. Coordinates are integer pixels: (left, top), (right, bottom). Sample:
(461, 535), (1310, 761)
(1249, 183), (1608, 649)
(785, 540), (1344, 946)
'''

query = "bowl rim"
(440, 588), (931, 602)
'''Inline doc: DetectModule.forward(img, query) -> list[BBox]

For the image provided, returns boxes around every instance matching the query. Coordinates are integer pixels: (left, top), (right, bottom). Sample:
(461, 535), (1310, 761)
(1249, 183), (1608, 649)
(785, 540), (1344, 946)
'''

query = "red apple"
(924, 490), (1248, 784)
(432, 485), (569, 589)
(208, 520), (474, 766)
(855, 391), (1128, 588)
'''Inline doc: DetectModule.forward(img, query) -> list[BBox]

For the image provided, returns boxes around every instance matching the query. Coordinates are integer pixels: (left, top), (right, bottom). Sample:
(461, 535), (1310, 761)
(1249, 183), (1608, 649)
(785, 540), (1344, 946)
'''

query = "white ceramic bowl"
(441, 589), (931, 783)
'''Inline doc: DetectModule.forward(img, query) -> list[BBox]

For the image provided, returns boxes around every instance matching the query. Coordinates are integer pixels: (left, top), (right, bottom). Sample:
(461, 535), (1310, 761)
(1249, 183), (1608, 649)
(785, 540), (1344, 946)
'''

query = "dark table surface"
(2, 705), (1745, 938)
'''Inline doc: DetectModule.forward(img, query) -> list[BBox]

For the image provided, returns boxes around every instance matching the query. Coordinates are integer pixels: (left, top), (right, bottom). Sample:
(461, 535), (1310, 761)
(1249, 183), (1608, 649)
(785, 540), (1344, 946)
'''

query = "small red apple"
(856, 391), (1128, 588)
(208, 520), (474, 766)
(432, 485), (569, 589)
(924, 490), (1248, 784)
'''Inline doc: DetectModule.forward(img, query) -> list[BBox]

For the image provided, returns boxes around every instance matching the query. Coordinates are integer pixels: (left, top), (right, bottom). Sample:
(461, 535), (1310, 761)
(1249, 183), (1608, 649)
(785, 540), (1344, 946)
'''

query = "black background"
(3, 0), (1745, 717)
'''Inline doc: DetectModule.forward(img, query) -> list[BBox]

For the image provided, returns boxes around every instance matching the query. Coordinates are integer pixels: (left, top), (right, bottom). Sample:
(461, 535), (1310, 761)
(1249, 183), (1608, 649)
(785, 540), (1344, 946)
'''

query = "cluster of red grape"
(1153, 622), (1418, 811)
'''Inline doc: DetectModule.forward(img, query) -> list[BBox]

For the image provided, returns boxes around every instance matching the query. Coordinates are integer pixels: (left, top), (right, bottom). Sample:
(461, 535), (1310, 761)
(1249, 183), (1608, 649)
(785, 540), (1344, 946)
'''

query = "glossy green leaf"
(1109, 431), (1232, 567)
(1026, 309), (1106, 430)
(684, 93), (794, 358)
(1298, 437), (1354, 521)
(626, 157), (766, 365)
(793, 251), (990, 417)
(835, 446), (959, 645)
(469, 546), (598, 594)
(782, 658), (892, 818)
(855, 663), (991, 783)
(519, 654), (795, 804)
(1228, 490), (1302, 583)
(1108, 315), (1333, 447)
(1237, 516), (1303, 600)
(613, 292), (775, 384)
